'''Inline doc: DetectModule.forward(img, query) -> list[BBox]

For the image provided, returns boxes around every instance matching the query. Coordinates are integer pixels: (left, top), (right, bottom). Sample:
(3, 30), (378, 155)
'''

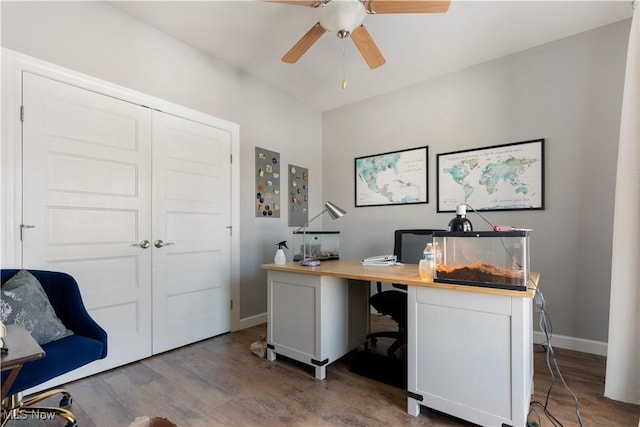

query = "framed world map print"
(355, 146), (428, 207)
(437, 139), (545, 212)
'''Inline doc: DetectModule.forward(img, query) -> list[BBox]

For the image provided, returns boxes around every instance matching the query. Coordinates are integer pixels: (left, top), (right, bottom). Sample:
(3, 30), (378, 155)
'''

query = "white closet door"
(151, 111), (231, 353)
(21, 72), (153, 370)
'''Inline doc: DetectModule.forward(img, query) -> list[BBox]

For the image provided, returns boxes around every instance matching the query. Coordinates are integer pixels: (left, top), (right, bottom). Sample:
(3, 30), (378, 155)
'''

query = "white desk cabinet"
(407, 285), (534, 427)
(266, 270), (369, 380)
(263, 261), (537, 425)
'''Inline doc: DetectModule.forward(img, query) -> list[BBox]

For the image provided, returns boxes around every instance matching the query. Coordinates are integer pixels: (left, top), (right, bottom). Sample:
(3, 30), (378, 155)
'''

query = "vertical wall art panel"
(255, 147), (280, 218)
(288, 164), (309, 227)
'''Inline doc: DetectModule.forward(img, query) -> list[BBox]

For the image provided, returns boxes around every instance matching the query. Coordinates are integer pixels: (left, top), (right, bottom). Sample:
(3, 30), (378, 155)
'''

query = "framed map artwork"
(354, 146), (428, 207)
(437, 139), (545, 212)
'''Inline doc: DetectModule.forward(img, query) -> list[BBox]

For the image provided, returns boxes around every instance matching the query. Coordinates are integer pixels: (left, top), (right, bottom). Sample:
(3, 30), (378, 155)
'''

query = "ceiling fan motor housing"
(319, 0), (366, 35)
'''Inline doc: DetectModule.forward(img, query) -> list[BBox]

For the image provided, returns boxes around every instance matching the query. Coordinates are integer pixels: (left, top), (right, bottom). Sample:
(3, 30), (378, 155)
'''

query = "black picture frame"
(354, 146), (428, 208)
(436, 139), (545, 212)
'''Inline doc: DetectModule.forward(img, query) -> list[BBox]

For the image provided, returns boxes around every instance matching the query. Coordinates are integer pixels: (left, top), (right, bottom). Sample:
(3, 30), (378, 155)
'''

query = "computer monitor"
(394, 229), (443, 264)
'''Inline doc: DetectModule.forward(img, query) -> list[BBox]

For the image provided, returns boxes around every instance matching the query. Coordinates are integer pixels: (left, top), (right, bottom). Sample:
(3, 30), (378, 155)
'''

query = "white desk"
(263, 267), (370, 381)
(262, 260), (538, 427)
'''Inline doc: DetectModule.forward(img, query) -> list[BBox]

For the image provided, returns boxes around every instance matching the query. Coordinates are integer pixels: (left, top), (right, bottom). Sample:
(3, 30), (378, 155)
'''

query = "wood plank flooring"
(6, 317), (639, 427)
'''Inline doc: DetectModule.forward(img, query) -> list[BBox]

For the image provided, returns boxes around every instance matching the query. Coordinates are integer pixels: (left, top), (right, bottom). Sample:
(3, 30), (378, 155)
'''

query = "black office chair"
(367, 229), (442, 358)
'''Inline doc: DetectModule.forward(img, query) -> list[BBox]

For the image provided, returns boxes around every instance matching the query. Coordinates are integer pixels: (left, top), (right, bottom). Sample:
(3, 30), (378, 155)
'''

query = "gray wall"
(1, 1), (323, 321)
(322, 19), (630, 343)
(2, 1), (631, 344)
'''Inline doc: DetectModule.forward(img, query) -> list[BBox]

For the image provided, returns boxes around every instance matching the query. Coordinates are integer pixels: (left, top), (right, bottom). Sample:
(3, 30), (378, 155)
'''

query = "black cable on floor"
(529, 289), (584, 427)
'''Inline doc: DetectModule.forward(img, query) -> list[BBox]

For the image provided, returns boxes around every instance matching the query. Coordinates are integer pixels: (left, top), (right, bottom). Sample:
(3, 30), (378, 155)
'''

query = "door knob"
(154, 240), (175, 248)
(130, 240), (151, 249)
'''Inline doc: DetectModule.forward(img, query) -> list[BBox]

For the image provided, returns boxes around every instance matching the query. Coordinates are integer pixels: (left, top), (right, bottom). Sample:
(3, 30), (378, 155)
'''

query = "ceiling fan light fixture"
(319, 0), (366, 35)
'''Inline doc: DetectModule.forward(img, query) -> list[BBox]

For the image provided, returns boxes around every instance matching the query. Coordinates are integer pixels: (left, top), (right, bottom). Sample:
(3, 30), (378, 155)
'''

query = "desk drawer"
(416, 286), (511, 316)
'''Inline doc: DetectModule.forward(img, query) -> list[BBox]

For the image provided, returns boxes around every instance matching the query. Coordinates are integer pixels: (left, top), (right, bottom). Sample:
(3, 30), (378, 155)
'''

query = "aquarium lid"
(433, 230), (529, 238)
(293, 230), (341, 235)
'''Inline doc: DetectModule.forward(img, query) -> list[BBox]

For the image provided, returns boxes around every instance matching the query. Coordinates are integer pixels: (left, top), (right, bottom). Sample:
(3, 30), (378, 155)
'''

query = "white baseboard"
(235, 313), (609, 357)
(534, 331), (608, 356)
(236, 312), (267, 331)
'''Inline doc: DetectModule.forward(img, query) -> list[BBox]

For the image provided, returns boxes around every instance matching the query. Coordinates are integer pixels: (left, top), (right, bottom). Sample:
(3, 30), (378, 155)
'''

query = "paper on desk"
(361, 260), (401, 266)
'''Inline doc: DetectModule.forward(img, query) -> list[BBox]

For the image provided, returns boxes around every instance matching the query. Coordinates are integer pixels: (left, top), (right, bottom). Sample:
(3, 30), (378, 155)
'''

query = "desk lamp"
(448, 204), (473, 232)
(295, 201), (347, 266)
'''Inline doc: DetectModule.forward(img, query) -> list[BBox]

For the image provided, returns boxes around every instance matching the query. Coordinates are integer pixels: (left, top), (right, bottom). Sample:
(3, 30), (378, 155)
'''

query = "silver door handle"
(131, 240), (151, 249)
(20, 224), (36, 240)
(154, 240), (175, 248)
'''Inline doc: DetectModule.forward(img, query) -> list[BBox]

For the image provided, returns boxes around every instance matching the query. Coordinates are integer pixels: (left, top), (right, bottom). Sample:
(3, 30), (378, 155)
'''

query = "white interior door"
(151, 111), (232, 353)
(21, 72), (153, 371)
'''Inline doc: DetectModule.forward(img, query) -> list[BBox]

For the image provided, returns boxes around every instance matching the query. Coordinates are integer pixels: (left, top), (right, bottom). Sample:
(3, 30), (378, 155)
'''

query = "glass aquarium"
(292, 231), (340, 261)
(432, 231), (530, 291)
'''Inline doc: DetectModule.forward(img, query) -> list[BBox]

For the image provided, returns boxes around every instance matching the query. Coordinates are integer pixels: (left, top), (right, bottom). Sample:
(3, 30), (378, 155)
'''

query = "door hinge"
(20, 105), (24, 122)
(230, 299), (233, 310)
(230, 154), (232, 164)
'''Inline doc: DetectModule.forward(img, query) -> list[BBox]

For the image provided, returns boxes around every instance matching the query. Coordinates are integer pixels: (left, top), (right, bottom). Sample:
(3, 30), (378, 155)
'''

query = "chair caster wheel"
(65, 421), (78, 427)
(60, 395), (73, 408)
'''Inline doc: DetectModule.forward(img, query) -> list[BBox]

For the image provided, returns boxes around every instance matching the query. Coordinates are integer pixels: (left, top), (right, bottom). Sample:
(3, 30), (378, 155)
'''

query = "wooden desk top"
(262, 259), (538, 298)
(1, 324), (45, 371)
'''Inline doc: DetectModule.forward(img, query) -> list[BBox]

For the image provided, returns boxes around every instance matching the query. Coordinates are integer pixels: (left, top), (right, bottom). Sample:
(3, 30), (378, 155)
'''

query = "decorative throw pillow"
(0, 270), (74, 345)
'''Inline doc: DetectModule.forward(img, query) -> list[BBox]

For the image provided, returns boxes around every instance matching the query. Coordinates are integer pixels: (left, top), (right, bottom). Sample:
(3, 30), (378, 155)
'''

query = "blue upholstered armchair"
(1, 269), (108, 427)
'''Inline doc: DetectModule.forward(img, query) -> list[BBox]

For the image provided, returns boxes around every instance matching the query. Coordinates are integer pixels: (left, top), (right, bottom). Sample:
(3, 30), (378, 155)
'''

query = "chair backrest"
(2, 269), (79, 329)
(393, 229), (444, 289)
(1, 269), (108, 358)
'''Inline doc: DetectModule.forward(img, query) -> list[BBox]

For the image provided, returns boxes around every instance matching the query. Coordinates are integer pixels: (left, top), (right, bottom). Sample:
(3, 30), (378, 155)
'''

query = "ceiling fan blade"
(351, 25), (385, 69)
(282, 22), (327, 64)
(363, 0), (450, 14)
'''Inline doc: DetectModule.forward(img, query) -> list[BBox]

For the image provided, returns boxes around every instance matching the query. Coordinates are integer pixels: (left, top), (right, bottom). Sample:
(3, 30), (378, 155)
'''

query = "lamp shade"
(319, 0), (366, 34)
(325, 201), (347, 220)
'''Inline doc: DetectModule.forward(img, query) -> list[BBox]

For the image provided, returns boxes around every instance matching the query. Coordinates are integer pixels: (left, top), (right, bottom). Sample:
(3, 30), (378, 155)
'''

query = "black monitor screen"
(395, 230), (441, 264)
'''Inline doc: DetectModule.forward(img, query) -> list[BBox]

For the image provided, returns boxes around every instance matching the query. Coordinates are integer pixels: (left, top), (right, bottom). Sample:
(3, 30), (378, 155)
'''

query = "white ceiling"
(111, 0), (633, 112)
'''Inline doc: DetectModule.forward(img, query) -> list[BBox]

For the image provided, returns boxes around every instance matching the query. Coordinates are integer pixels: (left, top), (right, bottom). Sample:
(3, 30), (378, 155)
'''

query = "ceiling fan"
(268, 0), (451, 69)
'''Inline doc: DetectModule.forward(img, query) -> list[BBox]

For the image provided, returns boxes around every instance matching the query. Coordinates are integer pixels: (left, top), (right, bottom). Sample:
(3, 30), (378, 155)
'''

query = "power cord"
(529, 289), (584, 427)
(463, 203), (526, 269)
(462, 203), (495, 230)
(459, 206), (581, 424)
(457, 205), (568, 425)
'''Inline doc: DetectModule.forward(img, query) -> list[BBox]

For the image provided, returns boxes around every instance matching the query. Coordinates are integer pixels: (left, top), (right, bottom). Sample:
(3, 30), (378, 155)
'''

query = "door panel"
(22, 72), (153, 370)
(21, 71), (233, 372)
(47, 153), (138, 195)
(151, 111), (231, 354)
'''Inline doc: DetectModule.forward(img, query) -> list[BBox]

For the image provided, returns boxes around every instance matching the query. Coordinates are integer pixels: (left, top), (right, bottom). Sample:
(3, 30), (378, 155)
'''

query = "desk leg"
(408, 397), (420, 417)
(1, 366), (22, 400)
(267, 347), (276, 362)
(315, 365), (326, 381)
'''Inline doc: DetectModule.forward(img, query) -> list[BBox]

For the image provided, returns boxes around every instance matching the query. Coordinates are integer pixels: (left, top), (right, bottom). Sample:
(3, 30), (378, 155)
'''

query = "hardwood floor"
(6, 317), (639, 427)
